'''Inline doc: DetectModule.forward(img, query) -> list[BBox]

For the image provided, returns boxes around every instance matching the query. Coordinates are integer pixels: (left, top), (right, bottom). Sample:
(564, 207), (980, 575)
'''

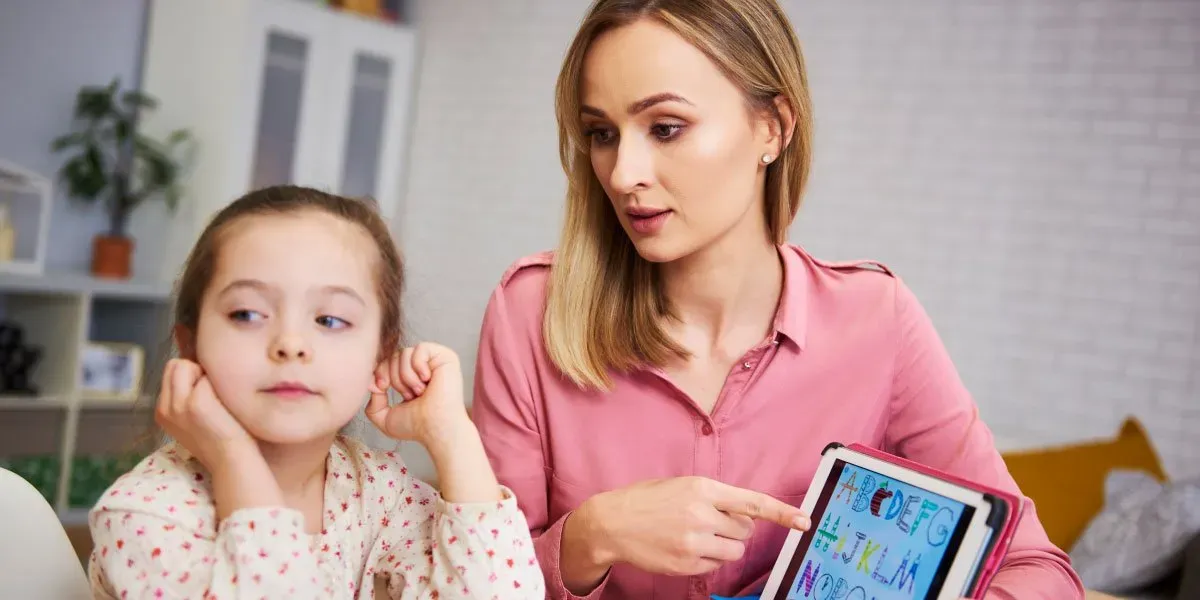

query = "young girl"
(87, 186), (545, 599)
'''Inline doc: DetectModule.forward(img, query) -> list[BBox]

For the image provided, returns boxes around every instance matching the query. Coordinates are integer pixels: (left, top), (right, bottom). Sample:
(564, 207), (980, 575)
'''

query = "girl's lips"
(263, 382), (315, 399)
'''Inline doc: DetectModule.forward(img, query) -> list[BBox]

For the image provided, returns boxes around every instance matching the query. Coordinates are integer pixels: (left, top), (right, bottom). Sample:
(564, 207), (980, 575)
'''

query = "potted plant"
(51, 77), (192, 279)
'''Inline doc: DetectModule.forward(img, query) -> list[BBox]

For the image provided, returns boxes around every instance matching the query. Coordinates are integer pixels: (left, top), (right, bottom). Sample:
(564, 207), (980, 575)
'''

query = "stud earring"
(761, 154), (773, 164)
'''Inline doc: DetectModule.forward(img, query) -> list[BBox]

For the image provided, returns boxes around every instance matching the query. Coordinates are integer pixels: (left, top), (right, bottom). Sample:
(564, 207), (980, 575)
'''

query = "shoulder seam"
(785, 244), (896, 277)
(812, 256), (895, 277)
(499, 251), (554, 287)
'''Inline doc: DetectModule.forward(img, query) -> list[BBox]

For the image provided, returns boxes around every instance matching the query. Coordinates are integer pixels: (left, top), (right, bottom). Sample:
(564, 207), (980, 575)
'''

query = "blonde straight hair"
(545, 0), (814, 390)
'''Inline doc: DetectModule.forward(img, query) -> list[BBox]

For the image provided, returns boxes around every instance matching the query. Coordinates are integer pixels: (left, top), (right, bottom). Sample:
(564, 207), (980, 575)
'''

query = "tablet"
(760, 443), (1013, 600)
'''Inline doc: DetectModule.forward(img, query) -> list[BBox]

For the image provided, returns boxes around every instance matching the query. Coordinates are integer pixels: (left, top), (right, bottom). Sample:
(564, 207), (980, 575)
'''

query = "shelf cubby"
(0, 270), (171, 516)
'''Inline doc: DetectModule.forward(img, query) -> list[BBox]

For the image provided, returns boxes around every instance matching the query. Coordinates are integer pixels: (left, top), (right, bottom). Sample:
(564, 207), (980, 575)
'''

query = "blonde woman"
(472, 1), (1084, 599)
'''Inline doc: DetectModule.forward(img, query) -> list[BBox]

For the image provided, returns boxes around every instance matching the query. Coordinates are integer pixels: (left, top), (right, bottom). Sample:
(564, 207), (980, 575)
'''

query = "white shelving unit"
(0, 160), (53, 276)
(0, 0), (420, 523)
(138, 0), (419, 281)
(0, 270), (171, 522)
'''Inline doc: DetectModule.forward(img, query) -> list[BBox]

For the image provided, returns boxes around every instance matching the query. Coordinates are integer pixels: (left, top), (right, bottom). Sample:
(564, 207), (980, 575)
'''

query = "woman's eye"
(650, 123), (684, 141)
(229, 309), (264, 323)
(316, 315), (350, 329)
(585, 127), (615, 145)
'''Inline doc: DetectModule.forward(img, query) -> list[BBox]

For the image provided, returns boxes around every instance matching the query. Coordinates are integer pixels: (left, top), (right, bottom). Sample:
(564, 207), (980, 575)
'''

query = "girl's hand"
(366, 342), (472, 447)
(155, 359), (282, 521)
(155, 358), (258, 472)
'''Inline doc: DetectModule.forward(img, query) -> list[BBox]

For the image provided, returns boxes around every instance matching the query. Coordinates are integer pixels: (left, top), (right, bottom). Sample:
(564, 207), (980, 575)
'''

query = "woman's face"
(580, 19), (779, 263)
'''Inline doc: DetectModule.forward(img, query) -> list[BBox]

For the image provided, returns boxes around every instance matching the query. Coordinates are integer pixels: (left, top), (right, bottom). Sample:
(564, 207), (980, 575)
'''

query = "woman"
(472, 1), (1084, 599)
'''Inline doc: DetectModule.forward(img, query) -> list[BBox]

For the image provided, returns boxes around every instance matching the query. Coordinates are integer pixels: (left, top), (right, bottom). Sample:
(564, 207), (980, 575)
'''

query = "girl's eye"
(316, 315), (350, 329)
(650, 123), (684, 141)
(229, 309), (264, 323)
(585, 127), (615, 146)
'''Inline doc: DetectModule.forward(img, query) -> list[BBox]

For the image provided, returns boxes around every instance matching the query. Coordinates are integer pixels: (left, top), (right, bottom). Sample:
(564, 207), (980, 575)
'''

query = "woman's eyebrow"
(581, 92), (693, 118)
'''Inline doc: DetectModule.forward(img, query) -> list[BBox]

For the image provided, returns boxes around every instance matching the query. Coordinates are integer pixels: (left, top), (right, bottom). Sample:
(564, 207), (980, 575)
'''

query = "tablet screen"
(767, 459), (975, 600)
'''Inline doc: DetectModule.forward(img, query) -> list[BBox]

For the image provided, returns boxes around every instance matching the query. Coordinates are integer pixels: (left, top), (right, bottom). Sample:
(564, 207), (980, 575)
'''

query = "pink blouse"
(471, 244), (1084, 600)
(88, 436), (545, 599)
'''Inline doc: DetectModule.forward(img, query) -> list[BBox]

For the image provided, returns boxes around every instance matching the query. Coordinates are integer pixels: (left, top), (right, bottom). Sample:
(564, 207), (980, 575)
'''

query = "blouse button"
(701, 423), (714, 436)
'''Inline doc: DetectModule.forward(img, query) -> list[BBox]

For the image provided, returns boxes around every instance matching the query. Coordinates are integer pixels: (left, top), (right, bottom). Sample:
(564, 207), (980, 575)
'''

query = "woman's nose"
(608, 137), (654, 194)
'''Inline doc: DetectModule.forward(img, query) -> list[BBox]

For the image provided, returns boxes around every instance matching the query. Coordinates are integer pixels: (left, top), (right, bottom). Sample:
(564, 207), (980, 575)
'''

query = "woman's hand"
(561, 476), (810, 593)
(366, 342), (472, 447)
(155, 358), (282, 520)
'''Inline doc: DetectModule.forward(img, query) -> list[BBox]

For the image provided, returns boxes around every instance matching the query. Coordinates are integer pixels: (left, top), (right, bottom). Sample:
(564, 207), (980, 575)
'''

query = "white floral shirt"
(87, 436), (545, 599)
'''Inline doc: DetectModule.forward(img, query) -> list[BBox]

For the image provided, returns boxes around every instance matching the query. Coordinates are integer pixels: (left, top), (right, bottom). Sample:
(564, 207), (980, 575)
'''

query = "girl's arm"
(884, 278), (1085, 600)
(365, 342), (545, 598)
(366, 439), (545, 600)
(88, 448), (334, 599)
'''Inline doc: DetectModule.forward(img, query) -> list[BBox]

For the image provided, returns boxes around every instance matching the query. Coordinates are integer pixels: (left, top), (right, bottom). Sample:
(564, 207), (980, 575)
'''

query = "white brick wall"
(396, 0), (1200, 479)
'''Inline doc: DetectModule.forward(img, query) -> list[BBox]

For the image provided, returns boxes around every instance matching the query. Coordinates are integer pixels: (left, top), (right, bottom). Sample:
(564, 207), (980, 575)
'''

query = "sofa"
(1002, 417), (1176, 600)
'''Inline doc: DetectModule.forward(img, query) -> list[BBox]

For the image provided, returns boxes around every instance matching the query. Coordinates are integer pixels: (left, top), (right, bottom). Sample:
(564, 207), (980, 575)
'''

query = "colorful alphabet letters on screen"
(785, 463), (967, 600)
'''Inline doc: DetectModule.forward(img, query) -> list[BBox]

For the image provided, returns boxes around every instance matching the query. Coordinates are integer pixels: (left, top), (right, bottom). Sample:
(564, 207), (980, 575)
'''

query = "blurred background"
(0, 0), (1197, 593)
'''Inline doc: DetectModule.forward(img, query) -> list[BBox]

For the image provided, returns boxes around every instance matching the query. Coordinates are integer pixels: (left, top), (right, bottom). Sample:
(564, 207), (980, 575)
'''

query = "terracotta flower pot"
(91, 234), (134, 279)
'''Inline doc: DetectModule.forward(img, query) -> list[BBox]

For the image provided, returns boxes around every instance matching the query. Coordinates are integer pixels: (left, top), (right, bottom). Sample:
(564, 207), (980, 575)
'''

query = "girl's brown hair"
(544, 0), (814, 390)
(173, 185), (405, 360)
(134, 185), (404, 451)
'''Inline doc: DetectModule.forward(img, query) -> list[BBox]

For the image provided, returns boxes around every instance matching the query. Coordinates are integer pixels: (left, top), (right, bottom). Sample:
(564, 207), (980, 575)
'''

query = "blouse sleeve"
(88, 466), (334, 599)
(470, 284), (607, 600)
(369, 455), (545, 599)
(884, 278), (1085, 600)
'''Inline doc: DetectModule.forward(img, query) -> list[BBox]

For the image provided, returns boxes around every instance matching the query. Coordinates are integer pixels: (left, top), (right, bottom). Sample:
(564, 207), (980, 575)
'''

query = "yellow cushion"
(1001, 417), (1168, 551)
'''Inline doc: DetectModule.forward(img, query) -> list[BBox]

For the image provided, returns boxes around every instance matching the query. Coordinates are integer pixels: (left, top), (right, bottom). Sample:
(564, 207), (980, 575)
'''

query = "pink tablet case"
(840, 442), (1024, 598)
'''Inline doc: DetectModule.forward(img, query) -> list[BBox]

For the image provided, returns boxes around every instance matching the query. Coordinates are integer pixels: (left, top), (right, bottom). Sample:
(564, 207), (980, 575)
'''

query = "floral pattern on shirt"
(87, 436), (544, 599)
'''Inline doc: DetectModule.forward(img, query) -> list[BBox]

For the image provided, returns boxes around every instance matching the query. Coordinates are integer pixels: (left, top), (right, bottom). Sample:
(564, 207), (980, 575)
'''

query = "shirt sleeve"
(470, 285), (609, 600)
(88, 471), (331, 599)
(883, 278), (1085, 600)
(371, 459), (545, 599)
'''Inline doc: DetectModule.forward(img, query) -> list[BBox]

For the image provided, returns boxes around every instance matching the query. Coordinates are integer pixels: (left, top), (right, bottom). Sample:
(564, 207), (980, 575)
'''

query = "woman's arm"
(471, 285), (613, 600)
(884, 278), (1085, 600)
(471, 279), (809, 598)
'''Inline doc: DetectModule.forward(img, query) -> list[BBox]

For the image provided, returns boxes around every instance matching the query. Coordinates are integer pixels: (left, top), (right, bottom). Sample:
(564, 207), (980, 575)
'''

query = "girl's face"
(188, 210), (383, 445)
(580, 19), (779, 264)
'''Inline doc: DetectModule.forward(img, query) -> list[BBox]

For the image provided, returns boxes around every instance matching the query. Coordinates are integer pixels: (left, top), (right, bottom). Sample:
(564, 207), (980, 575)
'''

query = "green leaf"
(61, 155), (107, 200)
(75, 86), (116, 121)
(114, 119), (131, 143)
(85, 145), (106, 179)
(50, 132), (87, 152)
(163, 186), (181, 212)
(166, 129), (190, 145)
(120, 90), (158, 111)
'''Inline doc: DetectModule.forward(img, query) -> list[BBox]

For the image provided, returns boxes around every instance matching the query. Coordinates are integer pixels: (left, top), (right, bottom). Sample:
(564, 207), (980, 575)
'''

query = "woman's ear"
(772, 94), (796, 153)
(758, 94), (796, 161)
(174, 324), (196, 361)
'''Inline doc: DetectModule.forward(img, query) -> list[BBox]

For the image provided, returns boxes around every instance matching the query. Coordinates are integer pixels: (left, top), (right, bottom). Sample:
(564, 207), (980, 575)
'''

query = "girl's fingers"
(191, 376), (217, 408)
(364, 389), (390, 431)
(398, 350), (426, 397)
(155, 360), (178, 424)
(390, 348), (414, 399)
(412, 344), (433, 382)
(170, 360), (200, 415)
(368, 362), (389, 395)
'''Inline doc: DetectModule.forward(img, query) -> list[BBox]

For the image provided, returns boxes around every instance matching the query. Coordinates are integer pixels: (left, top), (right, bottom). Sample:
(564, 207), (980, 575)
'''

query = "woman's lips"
(627, 209), (672, 235)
